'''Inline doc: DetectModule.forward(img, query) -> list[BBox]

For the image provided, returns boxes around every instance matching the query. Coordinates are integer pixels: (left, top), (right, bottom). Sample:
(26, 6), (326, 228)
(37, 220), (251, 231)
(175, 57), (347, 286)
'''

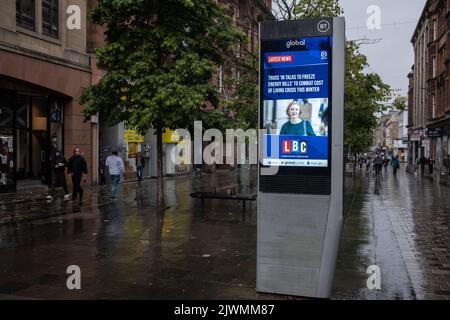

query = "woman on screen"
(280, 101), (316, 136)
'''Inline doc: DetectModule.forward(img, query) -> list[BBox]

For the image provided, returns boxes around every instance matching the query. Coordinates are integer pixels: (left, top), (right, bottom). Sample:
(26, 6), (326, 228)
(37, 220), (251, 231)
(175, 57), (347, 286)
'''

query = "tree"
(225, 49), (259, 130)
(343, 41), (391, 155)
(285, 0), (392, 155)
(293, 0), (343, 18)
(391, 96), (407, 111)
(273, 0), (300, 20)
(80, 0), (245, 208)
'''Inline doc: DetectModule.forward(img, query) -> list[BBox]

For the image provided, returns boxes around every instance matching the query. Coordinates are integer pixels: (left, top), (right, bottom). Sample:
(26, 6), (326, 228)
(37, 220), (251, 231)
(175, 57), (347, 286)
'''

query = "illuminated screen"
(261, 36), (332, 167)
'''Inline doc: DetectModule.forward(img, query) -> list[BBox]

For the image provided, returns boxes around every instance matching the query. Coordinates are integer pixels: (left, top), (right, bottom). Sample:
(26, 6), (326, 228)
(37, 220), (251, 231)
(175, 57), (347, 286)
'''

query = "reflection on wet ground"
(1, 165), (449, 299)
(0, 167), (295, 299)
(333, 165), (450, 300)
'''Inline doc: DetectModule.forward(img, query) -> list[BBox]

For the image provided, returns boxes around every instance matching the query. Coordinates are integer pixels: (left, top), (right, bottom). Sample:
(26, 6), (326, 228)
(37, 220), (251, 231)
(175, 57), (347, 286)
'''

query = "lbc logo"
(282, 140), (307, 154)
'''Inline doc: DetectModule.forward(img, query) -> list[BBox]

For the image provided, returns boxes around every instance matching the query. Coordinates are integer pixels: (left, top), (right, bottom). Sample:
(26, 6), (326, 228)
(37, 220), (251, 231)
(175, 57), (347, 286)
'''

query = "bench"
(189, 191), (257, 221)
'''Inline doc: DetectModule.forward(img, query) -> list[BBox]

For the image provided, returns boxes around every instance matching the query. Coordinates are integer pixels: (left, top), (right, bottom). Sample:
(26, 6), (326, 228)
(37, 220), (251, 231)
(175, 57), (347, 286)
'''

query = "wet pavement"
(0, 167), (294, 300)
(0, 165), (449, 299)
(332, 165), (450, 300)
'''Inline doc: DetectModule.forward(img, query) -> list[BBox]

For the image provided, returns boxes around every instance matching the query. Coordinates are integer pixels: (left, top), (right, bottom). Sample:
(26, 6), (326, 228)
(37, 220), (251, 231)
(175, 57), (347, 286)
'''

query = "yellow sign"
(124, 129), (144, 143)
(162, 128), (181, 143)
(128, 142), (138, 158)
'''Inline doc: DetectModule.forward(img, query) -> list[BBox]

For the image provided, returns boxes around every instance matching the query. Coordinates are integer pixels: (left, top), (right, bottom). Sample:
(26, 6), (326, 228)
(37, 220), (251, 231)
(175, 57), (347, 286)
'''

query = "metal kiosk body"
(257, 17), (345, 298)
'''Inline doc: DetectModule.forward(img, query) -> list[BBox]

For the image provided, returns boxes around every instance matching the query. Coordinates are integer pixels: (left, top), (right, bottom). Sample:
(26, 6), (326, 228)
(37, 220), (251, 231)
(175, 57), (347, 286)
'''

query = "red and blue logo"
(282, 139), (308, 154)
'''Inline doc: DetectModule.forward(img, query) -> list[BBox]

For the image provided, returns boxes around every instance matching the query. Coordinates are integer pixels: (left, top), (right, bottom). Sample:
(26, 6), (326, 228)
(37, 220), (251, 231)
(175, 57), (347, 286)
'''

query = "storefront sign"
(410, 129), (422, 141)
(427, 128), (442, 138)
(127, 142), (138, 158)
(124, 129), (144, 143)
(394, 139), (407, 149)
(162, 128), (181, 143)
(442, 127), (450, 136)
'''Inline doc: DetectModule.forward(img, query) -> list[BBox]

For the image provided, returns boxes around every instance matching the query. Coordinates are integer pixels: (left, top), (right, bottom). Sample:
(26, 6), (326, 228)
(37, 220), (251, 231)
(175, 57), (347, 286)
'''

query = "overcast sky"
(339, 0), (426, 97)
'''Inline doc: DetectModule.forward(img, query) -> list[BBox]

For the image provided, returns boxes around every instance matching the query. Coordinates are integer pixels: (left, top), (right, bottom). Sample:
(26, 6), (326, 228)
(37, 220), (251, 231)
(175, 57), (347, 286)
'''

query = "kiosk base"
(257, 192), (342, 298)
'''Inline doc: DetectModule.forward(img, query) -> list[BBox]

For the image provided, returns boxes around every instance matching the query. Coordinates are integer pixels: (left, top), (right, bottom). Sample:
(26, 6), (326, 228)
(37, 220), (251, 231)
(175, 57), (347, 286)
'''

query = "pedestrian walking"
(383, 157), (389, 174)
(365, 157), (371, 172)
(99, 149), (107, 185)
(52, 150), (70, 200)
(374, 156), (383, 176)
(429, 157), (434, 175)
(419, 156), (428, 175)
(391, 156), (400, 175)
(136, 151), (145, 182)
(105, 151), (125, 200)
(68, 148), (88, 202)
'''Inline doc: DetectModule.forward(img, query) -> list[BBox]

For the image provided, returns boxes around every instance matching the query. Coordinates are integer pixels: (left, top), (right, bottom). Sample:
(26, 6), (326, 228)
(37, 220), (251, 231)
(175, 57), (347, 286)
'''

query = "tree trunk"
(156, 125), (165, 209)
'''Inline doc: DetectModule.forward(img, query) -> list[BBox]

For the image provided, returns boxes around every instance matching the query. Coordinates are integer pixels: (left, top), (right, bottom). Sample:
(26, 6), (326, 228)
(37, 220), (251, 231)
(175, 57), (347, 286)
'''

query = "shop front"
(427, 125), (450, 185)
(162, 128), (190, 176)
(393, 139), (408, 161)
(0, 89), (65, 193)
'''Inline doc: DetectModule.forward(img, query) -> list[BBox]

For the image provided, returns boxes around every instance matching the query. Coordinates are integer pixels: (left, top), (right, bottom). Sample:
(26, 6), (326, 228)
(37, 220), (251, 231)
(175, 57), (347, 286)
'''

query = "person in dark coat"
(99, 150), (107, 185)
(429, 157), (435, 175)
(68, 147), (88, 202)
(52, 150), (70, 199)
(136, 152), (145, 182)
(391, 156), (400, 175)
(419, 156), (428, 175)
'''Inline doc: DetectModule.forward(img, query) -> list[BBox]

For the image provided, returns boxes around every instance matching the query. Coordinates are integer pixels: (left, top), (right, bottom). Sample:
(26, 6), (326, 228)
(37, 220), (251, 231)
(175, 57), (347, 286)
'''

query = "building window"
(42, 0), (58, 38)
(432, 57), (436, 78)
(432, 94), (436, 118)
(16, 0), (35, 31)
(433, 20), (437, 41)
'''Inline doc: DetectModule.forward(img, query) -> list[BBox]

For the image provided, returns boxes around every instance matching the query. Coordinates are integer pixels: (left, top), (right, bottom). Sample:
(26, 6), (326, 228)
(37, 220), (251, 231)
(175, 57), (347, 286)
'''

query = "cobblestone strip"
(381, 199), (425, 299)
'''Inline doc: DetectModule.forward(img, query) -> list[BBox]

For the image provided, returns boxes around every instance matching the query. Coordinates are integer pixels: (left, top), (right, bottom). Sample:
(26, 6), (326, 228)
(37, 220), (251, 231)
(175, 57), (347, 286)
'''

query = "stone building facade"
(0, 0), (101, 193)
(409, 0), (450, 182)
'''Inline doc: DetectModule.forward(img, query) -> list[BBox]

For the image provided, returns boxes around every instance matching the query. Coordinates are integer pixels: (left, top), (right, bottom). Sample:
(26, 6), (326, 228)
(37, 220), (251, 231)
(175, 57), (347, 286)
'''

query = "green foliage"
(344, 41), (391, 153)
(227, 51), (259, 130)
(292, 0), (391, 154)
(80, 0), (246, 135)
(391, 96), (407, 111)
(293, 0), (343, 18)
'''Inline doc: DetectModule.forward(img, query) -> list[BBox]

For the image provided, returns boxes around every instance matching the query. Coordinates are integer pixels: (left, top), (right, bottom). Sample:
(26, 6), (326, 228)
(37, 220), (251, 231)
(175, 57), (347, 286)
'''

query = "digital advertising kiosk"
(257, 17), (345, 298)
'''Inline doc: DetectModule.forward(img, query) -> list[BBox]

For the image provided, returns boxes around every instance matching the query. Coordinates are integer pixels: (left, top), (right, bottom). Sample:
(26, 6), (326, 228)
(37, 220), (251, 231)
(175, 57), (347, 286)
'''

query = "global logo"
(286, 39), (305, 48)
(317, 20), (331, 33)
